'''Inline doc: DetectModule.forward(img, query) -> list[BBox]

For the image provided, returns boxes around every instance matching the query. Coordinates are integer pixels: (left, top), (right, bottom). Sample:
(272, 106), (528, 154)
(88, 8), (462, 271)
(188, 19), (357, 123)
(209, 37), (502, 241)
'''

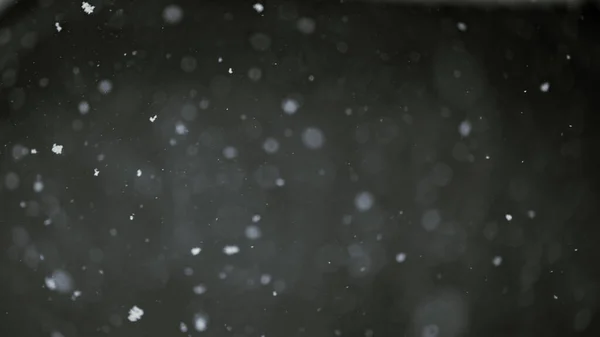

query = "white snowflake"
(128, 306), (144, 322)
(55, 22), (62, 32)
(93, 168), (99, 176)
(505, 214), (513, 221)
(81, 2), (95, 15)
(52, 144), (63, 154)
(223, 245), (240, 255)
(492, 256), (503, 266)
(395, 252), (407, 263)
(253, 3), (264, 13)
(457, 22), (467, 32)
(137, 169), (142, 177)
(191, 247), (201, 256)
(149, 115), (157, 122)
(540, 82), (550, 92)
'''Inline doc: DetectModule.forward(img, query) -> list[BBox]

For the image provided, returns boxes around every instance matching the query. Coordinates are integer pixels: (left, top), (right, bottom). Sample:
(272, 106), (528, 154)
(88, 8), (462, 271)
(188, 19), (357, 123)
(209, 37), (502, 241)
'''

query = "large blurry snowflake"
(81, 2), (95, 15)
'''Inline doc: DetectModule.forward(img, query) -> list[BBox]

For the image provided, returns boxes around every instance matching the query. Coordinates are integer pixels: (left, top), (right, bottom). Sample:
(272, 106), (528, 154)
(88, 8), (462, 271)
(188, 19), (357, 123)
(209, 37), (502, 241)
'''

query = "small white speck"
(228, 67), (233, 74)
(218, 57), (223, 63)
(129, 214), (134, 221)
(492, 256), (503, 266)
(33, 178), (44, 193)
(253, 3), (264, 13)
(553, 295), (558, 300)
(223, 245), (240, 255)
(71, 290), (82, 300)
(252, 214), (261, 223)
(191, 247), (201, 256)
(193, 284), (207, 294)
(281, 98), (300, 115)
(149, 115), (157, 123)
(273, 291), (278, 296)
(93, 168), (99, 176)
(457, 22), (467, 32)
(527, 210), (536, 219)
(540, 82), (550, 92)
(355, 191), (374, 212)
(128, 306), (144, 322)
(179, 322), (188, 333)
(260, 274), (272, 285)
(137, 169), (142, 177)
(78, 101), (90, 114)
(55, 22), (62, 32)
(485, 155), (490, 159)
(566, 54), (571, 60)
(52, 144), (63, 154)
(82, 2), (95, 15)
(275, 178), (285, 186)
(395, 252), (406, 263)
(505, 214), (513, 221)
(458, 120), (472, 137)
(31, 149), (37, 154)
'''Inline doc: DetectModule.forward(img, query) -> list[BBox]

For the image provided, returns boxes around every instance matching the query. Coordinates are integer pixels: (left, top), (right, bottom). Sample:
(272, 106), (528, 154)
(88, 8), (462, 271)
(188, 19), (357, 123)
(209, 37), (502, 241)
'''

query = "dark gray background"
(1, 1), (599, 336)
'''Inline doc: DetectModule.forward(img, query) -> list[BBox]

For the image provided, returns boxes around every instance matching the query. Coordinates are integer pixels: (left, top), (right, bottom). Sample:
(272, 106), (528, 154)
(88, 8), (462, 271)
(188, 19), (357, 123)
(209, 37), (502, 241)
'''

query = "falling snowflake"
(93, 168), (99, 176)
(194, 313), (208, 332)
(492, 256), (503, 266)
(223, 245), (240, 255)
(137, 169), (142, 177)
(540, 82), (550, 92)
(457, 22), (468, 31)
(505, 214), (513, 221)
(128, 306), (144, 322)
(253, 3), (264, 13)
(191, 247), (201, 256)
(52, 144), (63, 154)
(149, 115), (157, 122)
(55, 22), (62, 32)
(395, 253), (407, 263)
(81, 2), (95, 15)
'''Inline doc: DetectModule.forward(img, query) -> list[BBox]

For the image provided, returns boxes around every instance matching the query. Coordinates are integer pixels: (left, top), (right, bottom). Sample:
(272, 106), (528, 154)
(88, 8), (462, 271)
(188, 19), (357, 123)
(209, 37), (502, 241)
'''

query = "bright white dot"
(129, 214), (134, 221)
(31, 149), (37, 154)
(194, 313), (208, 332)
(223, 146), (238, 159)
(52, 143), (63, 154)
(252, 214), (261, 223)
(149, 115), (157, 122)
(253, 3), (264, 13)
(260, 274), (272, 285)
(301, 127), (325, 149)
(223, 245), (240, 255)
(458, 120), (472, 137)
(354, 191), (374, 212)
(179, 322), (188, 333)
(457, 22), (467, 31)
(81, 2), (95, 14)
(492, 256), (503, 266)
(163, 4), (183, 24)
(137, 169), (142, 177)
(553, 294), (558, 300)
(540, 82), (550, 92)
(245, 225), (262, 240)
(395, 253), (407, 263)
(193, 284), (207, 295)
(275, 178), (285, 186)
(71, 290), (82, 300)
(228, 67), (233, 74)
(527, 210), (536, 219)
(505, 214), (513, 221)
(281, 98), (300, 115)
(263, 137), (280, 154)
(55, 22), (62, 32)
(128, 306), (144, 322)
(191, 247), (201, 256)
(93, 168), (99, 176)
(97, 79), (113, 94)
(78, 101), (90, 114)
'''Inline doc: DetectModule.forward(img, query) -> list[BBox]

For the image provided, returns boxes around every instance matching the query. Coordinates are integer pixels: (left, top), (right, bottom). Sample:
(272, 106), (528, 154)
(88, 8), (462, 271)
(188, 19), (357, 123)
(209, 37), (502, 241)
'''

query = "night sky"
(1, 1), (599, 337)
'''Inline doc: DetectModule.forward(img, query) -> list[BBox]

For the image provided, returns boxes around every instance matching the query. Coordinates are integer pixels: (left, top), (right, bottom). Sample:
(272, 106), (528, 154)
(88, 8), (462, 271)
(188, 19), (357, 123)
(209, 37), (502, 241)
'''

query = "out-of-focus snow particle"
(297, 17), (316, 34)
(33, 177), (44, 193)
(4, 172), (19, 190)
(252, 214), (261, 223)
(55, 22), (62, 32)
(31, 149), (38, 154)
(458, 120), (472, 137)
(93, 168), (99, 176)
(540, 82), (550, 92)
(180, 56), (197, 73)
(175, 121), (188, 135)
(281, 98), (299, 115)
(527, 210), (536, 219)
(457, 22), (467, 31)
(71, 290), (82, 300)
(263, 137), (280, 154)
(97, 79), (113, 94)
(245, 225), (262, 240)
(44, 269), (73, 293)
(228, 67), (233, 74)
(136, 169), (142, 177)
(193, 284), (207, 295)
(109, 228), (117, 236)
(395, 252), (407, 263)
(260, 274), (271, 285)
(81, 2), (95, 15)
(553, 294), (558, 300)
(129, 214), (134, 221)
(422, 324), (439, 337)
(505, 214), (513, 221)
(52, 143), (63, 154)
(248, 67), (262, 81)
(421, 209), (441, 231)
(301, 127), (325, 149)
(275, 178), (285, 186)
(355, 191), (374, 212)
(223, 245), (240, 255)
(149, 115), (157, 122)
(128, 306), (144, 322)
(191, 247), (201, 256)
(223, 146), (238, 159)
(253, 3), (264, 13)
(78, 101), (90, 115)
(492, 256), (502, 266)
(180, 322), (188, 333)
(194, 313), (208, 332)
(163, 4), (183, 24)
(51, 331), (65, 337)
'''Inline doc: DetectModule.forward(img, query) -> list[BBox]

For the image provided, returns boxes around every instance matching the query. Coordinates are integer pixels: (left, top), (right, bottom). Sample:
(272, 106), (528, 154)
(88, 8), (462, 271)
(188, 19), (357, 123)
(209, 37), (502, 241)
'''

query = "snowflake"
(82, 2), (95, 15)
